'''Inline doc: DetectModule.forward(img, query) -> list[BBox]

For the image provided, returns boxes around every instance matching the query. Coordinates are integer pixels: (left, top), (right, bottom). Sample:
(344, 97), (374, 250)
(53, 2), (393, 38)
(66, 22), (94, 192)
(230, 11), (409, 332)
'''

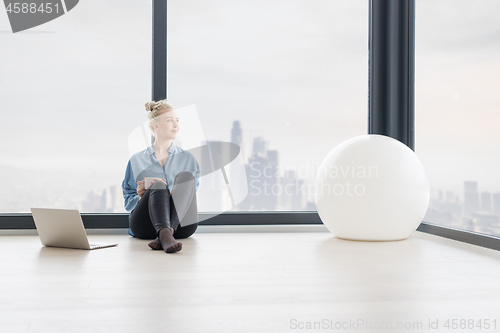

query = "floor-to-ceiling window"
(416, 0), (500, 237)
(0, 1), (151, 213)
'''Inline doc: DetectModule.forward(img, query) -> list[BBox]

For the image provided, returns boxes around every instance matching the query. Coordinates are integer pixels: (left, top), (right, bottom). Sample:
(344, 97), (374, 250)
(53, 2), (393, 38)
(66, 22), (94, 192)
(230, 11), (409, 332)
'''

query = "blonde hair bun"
(144, 101), (156, 112)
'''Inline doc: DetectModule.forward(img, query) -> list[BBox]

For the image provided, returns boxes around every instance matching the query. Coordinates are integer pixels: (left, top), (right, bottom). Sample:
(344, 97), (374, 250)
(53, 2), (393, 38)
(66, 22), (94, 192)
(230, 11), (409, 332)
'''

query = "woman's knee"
(174, 171), (194, 184)
(150, 180), (169, 190)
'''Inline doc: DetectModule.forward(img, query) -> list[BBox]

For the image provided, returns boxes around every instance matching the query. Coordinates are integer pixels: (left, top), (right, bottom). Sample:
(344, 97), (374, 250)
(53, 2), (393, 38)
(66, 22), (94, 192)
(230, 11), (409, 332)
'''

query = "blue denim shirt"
(122, 141), (200, 237)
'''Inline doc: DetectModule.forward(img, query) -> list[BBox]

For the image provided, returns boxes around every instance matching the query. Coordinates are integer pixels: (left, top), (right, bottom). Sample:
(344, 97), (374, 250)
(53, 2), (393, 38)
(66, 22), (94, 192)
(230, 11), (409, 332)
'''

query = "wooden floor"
(1, 228), (500, 333)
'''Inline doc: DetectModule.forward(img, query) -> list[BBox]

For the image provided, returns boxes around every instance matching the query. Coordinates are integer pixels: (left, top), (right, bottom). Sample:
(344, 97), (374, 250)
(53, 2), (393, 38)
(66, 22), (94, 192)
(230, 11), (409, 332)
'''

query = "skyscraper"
(231, 121), (242, 146)
(231, 121), (241, 156)
(236, 136), (280, 211)
(229, 120), (249, 211)
(464, 181), (479, 216)
(252, 137), (268, 158)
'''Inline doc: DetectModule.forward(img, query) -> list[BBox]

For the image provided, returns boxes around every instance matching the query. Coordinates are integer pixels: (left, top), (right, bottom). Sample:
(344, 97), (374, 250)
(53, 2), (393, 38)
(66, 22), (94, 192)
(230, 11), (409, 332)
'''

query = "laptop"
(30, 208), (118, 250)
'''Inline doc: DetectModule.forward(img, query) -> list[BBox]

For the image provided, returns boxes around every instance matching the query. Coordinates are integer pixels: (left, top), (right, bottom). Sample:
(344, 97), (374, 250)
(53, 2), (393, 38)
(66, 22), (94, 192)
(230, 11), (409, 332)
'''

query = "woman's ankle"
(159, 226), (175, 237)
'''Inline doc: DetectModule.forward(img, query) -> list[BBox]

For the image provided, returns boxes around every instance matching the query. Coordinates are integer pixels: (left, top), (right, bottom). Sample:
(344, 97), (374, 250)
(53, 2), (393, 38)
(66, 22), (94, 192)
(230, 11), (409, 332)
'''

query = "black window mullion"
(368, 0), (415, 151)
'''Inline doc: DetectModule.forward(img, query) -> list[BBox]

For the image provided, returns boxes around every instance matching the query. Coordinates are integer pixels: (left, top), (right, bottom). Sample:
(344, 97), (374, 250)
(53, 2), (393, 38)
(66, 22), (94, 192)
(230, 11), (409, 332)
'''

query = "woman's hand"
(137, 178), (169, 200)
(137, 180), (146, 199)
(151, 177), (168, 186)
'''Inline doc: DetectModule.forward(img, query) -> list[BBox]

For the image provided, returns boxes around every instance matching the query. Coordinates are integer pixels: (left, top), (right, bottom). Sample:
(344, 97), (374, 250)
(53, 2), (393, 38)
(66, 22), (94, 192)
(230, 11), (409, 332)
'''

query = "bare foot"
(159, 227), (182, 253)
(148, 227), (175, 250)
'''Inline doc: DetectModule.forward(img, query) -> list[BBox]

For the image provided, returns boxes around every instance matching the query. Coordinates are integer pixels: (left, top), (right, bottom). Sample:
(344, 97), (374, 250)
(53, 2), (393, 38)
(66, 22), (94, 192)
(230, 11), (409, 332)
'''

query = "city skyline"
(1, 115), (500, 239)
(425, 180), (500, 236)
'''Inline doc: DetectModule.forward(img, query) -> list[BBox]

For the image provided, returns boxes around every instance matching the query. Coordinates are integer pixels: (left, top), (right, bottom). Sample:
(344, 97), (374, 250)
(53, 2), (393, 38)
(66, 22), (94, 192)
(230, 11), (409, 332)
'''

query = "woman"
(122, 100), (200, 253)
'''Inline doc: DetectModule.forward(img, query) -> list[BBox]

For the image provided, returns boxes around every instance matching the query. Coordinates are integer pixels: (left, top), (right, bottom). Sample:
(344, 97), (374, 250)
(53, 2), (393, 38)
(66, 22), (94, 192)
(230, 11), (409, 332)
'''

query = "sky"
(0, 0), (499, 212)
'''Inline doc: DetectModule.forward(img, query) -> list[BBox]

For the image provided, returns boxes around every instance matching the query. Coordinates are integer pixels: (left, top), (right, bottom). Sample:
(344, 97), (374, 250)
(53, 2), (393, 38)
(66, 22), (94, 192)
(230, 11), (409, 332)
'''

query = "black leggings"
(129, 171), (198, 240)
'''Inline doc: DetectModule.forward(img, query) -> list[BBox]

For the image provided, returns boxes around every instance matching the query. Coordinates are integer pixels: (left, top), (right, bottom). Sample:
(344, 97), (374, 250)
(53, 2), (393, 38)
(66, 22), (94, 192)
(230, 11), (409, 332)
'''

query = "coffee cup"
(144, 177), (160, 189)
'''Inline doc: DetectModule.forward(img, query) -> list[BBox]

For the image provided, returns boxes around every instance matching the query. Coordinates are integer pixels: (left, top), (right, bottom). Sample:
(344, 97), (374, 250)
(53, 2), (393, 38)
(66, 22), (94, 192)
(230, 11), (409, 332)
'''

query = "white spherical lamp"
(315, 134), (430, 241)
